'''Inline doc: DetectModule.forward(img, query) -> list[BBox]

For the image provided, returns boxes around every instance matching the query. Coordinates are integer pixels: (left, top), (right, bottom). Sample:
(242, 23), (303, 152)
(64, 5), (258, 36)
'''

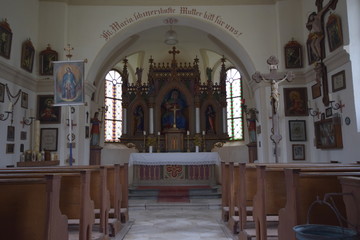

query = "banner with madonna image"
(53, 60), (85, 105)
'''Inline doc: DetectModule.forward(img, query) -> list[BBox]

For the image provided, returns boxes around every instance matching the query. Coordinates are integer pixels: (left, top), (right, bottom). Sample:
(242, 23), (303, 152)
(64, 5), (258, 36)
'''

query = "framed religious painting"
(20, 39), (35, 73)
(326, 14), (343, 52)
(292, 144), (305, 160)
(37, 95), (61, 124)
(0, 19), (12, 59)
(39, 45), (58, 75)
(314, 116), (343, 149)
(331, 70), (346, 92)
(284, 87), (309, 116)
(311, 83), (321, 99)
(7, 126), (15, 141)
(21, 92), (28, 109)
(289, 120), (307, 142)
(284, 40), (303, 68)
(0, 82), (5, 102)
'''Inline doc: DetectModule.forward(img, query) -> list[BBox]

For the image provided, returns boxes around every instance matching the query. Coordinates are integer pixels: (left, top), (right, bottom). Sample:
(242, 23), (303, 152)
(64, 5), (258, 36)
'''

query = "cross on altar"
(171, 104), (180, 128)
(64, 44), (74, 60)
(252, 56), (295, 163)
(169, 46), (180, 61)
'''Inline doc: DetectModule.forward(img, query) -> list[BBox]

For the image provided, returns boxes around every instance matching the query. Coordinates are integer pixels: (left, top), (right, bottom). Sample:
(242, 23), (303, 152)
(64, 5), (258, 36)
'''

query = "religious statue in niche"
(90, 112), (101, 146)
(133, 105), (144, 134)
(161, 89), (187, 129)
(206, 105), (216, 134)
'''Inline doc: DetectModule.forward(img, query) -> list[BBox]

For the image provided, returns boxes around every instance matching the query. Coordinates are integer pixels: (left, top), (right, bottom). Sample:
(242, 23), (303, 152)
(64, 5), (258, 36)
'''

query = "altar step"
(128, 185), (221, 201)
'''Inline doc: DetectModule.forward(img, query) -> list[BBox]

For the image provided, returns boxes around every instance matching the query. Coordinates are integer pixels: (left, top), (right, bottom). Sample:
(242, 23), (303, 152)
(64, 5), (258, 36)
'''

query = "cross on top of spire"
(169, 46), (180, 62)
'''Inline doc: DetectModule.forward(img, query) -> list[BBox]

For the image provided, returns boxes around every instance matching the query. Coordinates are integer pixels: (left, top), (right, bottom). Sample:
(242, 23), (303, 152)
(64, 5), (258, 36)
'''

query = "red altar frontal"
(129, 152), (220, 186)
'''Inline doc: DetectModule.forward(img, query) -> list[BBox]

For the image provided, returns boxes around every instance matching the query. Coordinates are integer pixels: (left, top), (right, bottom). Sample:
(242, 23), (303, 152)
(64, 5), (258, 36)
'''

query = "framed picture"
(326, 14), (343, 52)
(21, 92), (28, 109)
(284, 87), (309, 116)
(7, 126), (15, 141)
(289, 120), (307, 141)
(20, 131), (27, 140)
(21, 39), (35, 73)
(331, 70), (346, 92)
(311, 83), (321, 99)
(40, 128), (58, 151)
(85, 126), (90, 138)
(314, 117), (343, 149)
(292, 144), (305, 160)
(0, 19), (12, 59)
(284, 40), (303, 69)
(325, 107), (332, 118)
(37, 95), (61, 124)
(306, 38), (317, 65)
(53, 60), (85, 105)
(0, 82), (5, 102)
(39, 45), (58, 75)
(6, 144), (14, 154)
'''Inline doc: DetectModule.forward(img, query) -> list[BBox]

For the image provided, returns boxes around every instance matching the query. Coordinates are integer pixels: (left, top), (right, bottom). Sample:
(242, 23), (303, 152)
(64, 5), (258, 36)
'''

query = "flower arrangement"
(193, 134), (203, 146)
(146, 136), (157, 147)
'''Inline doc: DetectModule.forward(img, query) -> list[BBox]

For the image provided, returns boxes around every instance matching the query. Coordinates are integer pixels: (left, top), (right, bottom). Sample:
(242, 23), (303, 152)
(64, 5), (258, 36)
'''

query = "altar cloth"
(129, 152), (221, 166)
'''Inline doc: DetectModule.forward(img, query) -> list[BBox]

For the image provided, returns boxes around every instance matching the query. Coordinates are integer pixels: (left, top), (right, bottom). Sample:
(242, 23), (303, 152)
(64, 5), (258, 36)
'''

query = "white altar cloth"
(129, 152), (220, 166)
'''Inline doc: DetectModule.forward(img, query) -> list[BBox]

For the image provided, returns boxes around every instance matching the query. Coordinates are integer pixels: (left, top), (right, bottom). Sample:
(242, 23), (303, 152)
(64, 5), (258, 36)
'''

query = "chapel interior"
(1, 0), (360, 239)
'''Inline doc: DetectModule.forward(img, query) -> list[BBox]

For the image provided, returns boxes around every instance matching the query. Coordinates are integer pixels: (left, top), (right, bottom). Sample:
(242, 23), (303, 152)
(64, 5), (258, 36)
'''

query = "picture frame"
(40, 128), (58, 151)
(39, 45), (58, 76)
(85, 126), (90, 138)
(326, 14), (343, 52)
(21, 92), (28, 109)
(292, 144), (305, 160)
(325, 107), (332, 118)
(0, 82), (5, 102)
(6, 144), (14, 154)
(37, 95), (61, 124)
(284, 87), (309, 116)
(20, 131), (27, 140)
(311, 83), (321, 99)
(7, 126), (15, 141)
(331, 70), (346, 92)
(0, 19), (12, 59)
(314, 116), (343, 149)
(289, 120), (307, 142)
(284, 40), (303, 69)
(21, 39), (35, 73)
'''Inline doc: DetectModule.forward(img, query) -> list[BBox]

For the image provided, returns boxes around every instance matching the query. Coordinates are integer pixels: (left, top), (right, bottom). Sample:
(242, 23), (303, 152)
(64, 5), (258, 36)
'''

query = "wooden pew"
(221, 162), (230, 222)
(338, 176), (360, 233)
(228, 162), (240, 233)
(0, 175), (68, 240)
(119, 163), (129, 223)
(278, 169), (360, 240)
(0, 169), (96, 240)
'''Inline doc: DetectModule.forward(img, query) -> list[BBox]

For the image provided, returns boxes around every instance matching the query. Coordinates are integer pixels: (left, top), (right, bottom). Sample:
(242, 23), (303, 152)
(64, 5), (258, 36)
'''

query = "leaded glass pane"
(232, 79), (241, 97)
(114, 101), (122, 119)
(232, 98), (242, 118)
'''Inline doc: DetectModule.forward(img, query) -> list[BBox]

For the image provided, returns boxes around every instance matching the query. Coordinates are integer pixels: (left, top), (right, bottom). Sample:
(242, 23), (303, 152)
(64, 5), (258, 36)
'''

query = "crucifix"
(171, 104), (179, 128)
(306, 0), (338, 106)
(252, 56), (295, 163)
(64, 43), (74, 60)
(169, 46), (180, 69)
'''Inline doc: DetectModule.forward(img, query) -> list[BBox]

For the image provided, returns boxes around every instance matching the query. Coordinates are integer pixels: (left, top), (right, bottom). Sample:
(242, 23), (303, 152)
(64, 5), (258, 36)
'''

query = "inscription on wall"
(100, 7), (242, 40)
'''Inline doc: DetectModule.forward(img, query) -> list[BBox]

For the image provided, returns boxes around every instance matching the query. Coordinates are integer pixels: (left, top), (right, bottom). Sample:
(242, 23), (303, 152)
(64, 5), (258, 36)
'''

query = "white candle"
(329, 94), (333, 102)
(202, 130), (205, 135)
(157, 131), (160, 136)
(34, 120), (40, 152)
(8, 102), (13, 112)
(143, 131), (146, 136)
(187, 130), (190, 135)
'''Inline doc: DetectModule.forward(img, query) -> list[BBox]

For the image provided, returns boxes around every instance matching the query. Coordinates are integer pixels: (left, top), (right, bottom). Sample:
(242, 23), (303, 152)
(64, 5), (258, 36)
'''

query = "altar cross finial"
(169, 46), (180, 62)
(64, 44), (74, 60)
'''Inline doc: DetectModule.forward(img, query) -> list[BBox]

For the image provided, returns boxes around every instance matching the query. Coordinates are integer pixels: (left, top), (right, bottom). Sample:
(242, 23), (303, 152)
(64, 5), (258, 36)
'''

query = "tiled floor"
(113, 198), (235, 240)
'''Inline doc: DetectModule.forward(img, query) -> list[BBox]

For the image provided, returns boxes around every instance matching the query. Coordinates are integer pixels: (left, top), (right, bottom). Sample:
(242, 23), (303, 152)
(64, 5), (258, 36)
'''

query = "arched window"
(226, 68), (244, 141)
(104, 70), (122, 142)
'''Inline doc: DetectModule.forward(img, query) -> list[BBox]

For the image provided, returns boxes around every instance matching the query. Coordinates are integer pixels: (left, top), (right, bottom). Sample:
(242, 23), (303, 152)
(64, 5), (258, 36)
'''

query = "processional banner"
(53, 60), (85, 105)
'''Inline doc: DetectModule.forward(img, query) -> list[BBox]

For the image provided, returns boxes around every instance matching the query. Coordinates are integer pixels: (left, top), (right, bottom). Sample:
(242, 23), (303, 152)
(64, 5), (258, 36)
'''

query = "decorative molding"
(0, 61), (37, 91)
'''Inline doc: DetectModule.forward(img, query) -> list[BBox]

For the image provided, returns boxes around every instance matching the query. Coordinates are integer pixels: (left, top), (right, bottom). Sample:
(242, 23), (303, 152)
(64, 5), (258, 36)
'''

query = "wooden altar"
(119, 47), (229, 152)
(129, 152), (220, 186)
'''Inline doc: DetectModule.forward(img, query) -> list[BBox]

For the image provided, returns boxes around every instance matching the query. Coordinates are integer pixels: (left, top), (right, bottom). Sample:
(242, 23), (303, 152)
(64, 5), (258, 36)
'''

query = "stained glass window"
(226, 68), (244, 141)
(104, 70), (122, 142)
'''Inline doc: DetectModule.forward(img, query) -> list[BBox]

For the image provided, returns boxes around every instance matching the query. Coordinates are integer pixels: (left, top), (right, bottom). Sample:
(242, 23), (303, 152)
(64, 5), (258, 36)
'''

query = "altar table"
(129, 152), (220, 186)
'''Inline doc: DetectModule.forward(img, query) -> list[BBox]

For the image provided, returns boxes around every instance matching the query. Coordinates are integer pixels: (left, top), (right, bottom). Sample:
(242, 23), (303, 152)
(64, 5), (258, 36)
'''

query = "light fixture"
(164, 26), (178, 45)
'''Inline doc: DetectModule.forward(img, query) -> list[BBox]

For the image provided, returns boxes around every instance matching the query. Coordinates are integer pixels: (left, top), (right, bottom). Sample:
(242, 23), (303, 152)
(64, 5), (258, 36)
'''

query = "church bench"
(0, 169), (96, 240)
(119, 163), (129, 223)
(228, 162), (241, 233)
(0, 175), (68, 240)
(221, 162), (230, 221)
(238, 164), (360, 240)
(338, 176), (360, 232)
(278, 169), (360, 240)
